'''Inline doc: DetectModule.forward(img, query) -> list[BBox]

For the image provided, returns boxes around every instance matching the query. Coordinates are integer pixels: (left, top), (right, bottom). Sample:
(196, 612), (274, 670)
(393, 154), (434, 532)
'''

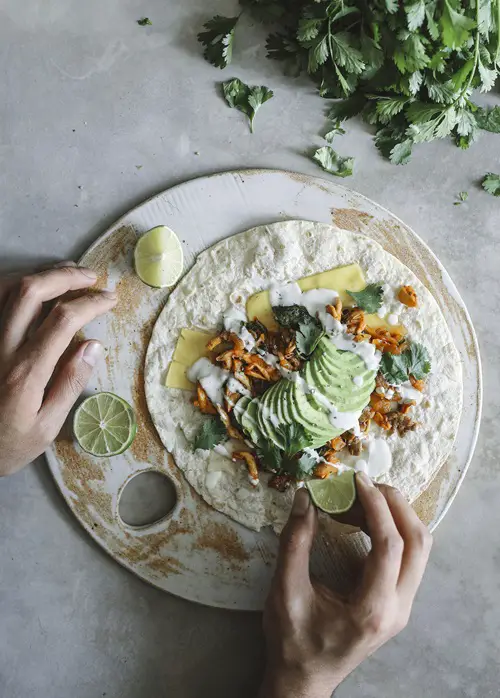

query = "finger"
(39, 340), (103, 437)
(356, 473), (404, 599)
(20, 290), (116, 386)
(0, 266), (98, 360)
(273, 489), (316, 602)
(378, 485), (433, 603)
(0, 262), (76, 312)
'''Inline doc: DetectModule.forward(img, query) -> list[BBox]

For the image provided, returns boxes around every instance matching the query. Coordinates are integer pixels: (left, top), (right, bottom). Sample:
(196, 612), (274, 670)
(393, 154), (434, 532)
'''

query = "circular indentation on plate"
(118, 470), (177, 527)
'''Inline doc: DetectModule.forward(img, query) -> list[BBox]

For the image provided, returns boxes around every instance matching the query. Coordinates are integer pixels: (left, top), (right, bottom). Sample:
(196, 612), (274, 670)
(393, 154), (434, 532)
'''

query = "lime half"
(306, 470), (357, 514)
(73, 392), (137, 457)
(134, 225), (183, 288)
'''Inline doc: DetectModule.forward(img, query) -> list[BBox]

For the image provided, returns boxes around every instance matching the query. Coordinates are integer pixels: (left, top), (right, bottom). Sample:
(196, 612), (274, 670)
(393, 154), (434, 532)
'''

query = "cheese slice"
(166, 264), (406, 390)
(165, 360), (195, 390)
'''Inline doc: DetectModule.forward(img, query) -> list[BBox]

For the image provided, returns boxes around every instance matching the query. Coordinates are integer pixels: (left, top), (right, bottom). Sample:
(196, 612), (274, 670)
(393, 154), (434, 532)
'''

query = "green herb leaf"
(222, 78), (274, 132)
(257, 440), (282, 472)
(440, 0), (476, 50)
(296, 322), (325, 357)
(198, 15), (239, 69)
(328, 95), (366, 122)
(347, 283), (383, 313)
(137, 17), (152, 26)
(193, 418), (227, 451)
(313, 146), (354, 177)
(272, 305), (315, 329)
(285, 452), (317, 479)
(482, 172), (500, 196)
(406, 0), (426, 31)
(324, 119), (346, 142)
(405, 342), (431, 379)
(476, 106), (500, 132)
(277, 423), (314, 456)
(454, 191), (468, 205)
(380, 342), (431, 384)
(374, 96), (410, 124)
(380, 353), (409, 385)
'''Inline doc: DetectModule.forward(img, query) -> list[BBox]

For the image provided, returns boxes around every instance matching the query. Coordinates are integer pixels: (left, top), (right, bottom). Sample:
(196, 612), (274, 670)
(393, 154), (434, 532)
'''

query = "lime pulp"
(306, 470), (357, 514)
(73, 392), (137, 457)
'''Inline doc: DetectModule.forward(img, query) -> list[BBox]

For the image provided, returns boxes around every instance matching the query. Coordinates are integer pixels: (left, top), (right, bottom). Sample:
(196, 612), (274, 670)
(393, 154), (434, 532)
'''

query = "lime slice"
(134, 225), (183, 288)
(306, 470), (357, 514)
(73, 392), (137, 457)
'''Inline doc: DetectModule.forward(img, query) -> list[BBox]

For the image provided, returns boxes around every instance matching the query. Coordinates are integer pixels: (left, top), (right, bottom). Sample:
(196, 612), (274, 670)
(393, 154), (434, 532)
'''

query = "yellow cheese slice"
(166, 264), (406, 390)
(172, 328), (212, 365)
(165, 360), (195, 390)
(247, 263), (364, 330)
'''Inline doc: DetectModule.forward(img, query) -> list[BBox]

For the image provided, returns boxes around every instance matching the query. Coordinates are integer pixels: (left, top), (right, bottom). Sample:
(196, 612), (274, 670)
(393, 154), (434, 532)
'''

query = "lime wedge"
(73, 392), (137, 457)
(306, 470), (357, 514)
(134, 225), (183, 288)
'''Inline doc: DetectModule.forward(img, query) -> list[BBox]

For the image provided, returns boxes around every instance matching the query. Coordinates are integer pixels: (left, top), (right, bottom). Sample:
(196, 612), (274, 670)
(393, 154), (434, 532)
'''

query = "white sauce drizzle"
(398, 381), (424, 405)
(377, 305), (387, 319)
(328, 331), (381, 372)
(353, 375), (364, 387)
(302, 447), (350, 474)
(223, 307), (255, 351)
(187, 358), (229, 406)
(227, 376), (251, 398)
(387, 313), (399, 326)
(364, 438), (392, 477)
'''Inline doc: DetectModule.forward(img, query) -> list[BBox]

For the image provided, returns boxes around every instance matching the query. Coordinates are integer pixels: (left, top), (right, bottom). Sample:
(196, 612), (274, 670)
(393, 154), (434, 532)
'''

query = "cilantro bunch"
(198, 0), (500, 163)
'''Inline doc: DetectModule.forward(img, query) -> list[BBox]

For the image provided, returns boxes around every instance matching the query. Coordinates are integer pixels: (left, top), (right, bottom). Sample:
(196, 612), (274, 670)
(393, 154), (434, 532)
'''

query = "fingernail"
(357, 471), (375, 488)
(82, 341), (103, 367)
(100, 289), (117, 300)
(291, 488), (311, 516)
(54, 260), (77, 268)
(78, 267), (98, 280)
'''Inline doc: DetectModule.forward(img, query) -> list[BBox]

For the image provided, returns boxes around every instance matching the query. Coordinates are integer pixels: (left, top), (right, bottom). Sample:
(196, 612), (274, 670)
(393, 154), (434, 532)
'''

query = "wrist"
(258, 664), (342, 698)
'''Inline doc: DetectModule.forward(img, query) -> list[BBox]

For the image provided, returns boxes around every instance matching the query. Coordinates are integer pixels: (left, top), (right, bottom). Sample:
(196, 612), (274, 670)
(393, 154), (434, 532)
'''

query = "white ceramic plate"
(46, 169), (481, 610)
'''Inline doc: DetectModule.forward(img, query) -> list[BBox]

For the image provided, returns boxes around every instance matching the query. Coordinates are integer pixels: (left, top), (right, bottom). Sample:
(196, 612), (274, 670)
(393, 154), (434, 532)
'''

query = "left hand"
(259, 474), (432, 698)
(0, 264), (117, 476)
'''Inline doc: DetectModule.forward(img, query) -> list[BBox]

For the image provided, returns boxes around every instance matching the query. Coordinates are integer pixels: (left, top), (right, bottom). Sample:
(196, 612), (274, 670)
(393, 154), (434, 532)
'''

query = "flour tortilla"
(145, 221), (462, 532)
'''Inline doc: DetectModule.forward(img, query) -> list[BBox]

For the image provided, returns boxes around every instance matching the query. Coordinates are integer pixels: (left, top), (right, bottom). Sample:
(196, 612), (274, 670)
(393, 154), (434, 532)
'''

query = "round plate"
(45, 169), (482, 611)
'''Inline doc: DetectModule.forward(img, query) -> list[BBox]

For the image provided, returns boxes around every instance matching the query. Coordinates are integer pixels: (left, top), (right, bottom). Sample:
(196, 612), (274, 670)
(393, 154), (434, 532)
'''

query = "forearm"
(258, 667), (341, 698)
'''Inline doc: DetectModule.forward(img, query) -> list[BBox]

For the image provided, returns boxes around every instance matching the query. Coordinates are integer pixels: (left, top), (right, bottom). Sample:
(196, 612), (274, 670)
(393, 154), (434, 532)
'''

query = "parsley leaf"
(137, 17), (152, 26)
(296, 322), (325, 357)
(476, 106), (500, 133)
(482, 173), (500, 196)
(222, 78), (274, 132)
(193, 418), (227, 451)
(198, 15), (239, 69)
(347, 284), (383, 313)
(380, 342), (431, 384)
(272, 304), (315, 329)
(406, 342), (431, 379)
(313, 146), (354, 177)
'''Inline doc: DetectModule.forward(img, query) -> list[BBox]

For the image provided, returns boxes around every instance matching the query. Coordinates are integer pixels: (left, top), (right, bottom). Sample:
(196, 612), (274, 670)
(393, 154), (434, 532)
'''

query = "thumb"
(274, 488), (317, 598)
(39, 340), (103, 437)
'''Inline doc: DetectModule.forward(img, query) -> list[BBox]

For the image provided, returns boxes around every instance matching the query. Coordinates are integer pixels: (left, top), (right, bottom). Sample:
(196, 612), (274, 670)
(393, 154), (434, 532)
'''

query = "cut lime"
(134, 225), (183, 288)
(73, 392), (137, 457)
(306, 470), (357, 514)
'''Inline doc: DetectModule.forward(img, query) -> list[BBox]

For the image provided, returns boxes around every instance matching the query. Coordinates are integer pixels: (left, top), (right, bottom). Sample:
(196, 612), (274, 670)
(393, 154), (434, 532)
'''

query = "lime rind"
(73, 392), (137, 457)
(134, 225), (184, 288)
(306, 470), (357, 514)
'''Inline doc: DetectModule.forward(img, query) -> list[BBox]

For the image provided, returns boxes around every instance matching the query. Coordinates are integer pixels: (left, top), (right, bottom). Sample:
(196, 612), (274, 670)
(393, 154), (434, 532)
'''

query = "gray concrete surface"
(0, 1), (498, 697)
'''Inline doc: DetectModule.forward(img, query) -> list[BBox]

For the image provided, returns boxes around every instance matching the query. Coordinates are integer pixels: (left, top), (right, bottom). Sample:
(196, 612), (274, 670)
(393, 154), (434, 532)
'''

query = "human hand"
(260, 473), (433, 698)
(0, 264), (117, 476)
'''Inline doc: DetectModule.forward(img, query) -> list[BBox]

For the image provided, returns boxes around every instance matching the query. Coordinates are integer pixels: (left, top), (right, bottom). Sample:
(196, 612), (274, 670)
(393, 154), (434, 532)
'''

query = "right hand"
(260, 473), (433, 698)
(0, 264), (117, 477)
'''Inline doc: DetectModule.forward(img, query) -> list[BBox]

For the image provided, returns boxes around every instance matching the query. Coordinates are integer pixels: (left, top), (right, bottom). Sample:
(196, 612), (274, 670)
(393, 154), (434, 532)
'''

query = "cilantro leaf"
(390, 139), (414, 165)
(257, 440), (282, 472)
(277, 423), (314, 456)
(380, 353), (409, 385)
(482, 173), (500, 196)
(222, 78), (274, 132)
(193, 418), (227, 451)
(374, 96), (410, 124)
(328, 95), (366, 122)
(454, 191), (468, 205)
(198, 15), (239, 69)
(406, 342), (431, 379)
(296, 322), (325, 357)
(440, 0), (476, 50)
(324, 120), (346, 142)
(137, 17), (152, 26)
(375, 126), (414, 165)
(406, 0), (426, 31)
(272, 304), (315, 329)
(285, 452), (317, 479)
(347, 283), (383, 313)
(313, 146), (354, 177)
(476, 106), (500, 133)
(380, 342), (431, 384)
